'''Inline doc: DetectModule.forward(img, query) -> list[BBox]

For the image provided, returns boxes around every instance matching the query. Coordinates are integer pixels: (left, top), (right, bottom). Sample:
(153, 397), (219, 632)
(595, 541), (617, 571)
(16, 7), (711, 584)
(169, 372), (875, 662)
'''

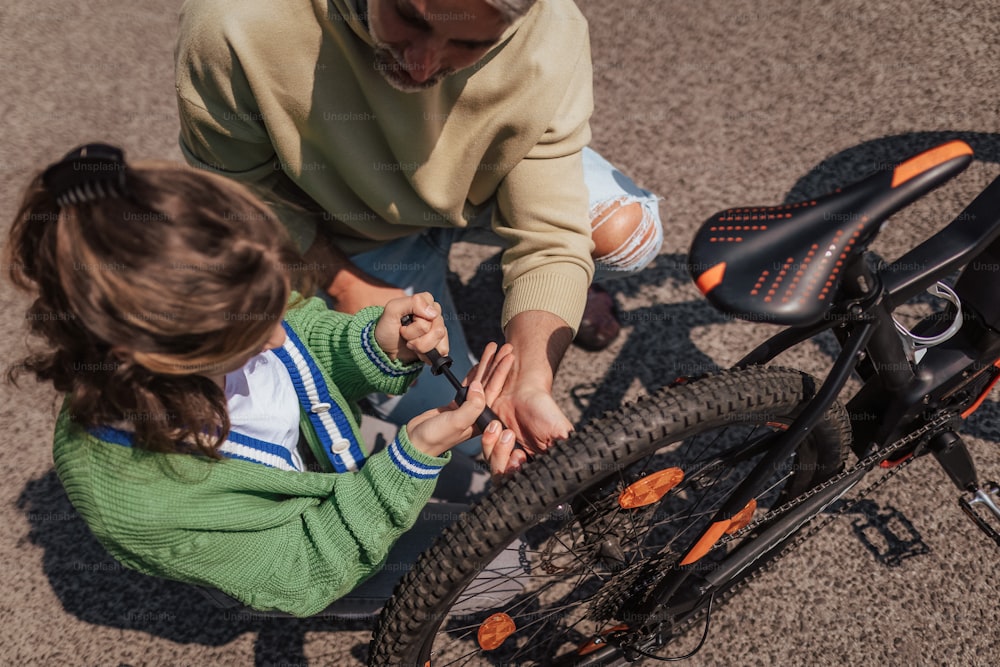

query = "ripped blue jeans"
(353, 147), (663, 431)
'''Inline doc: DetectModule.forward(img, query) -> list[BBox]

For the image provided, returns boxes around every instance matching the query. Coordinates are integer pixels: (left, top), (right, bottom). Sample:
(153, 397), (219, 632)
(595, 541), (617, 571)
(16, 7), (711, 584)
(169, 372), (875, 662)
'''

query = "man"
(174, 0), (663, 458)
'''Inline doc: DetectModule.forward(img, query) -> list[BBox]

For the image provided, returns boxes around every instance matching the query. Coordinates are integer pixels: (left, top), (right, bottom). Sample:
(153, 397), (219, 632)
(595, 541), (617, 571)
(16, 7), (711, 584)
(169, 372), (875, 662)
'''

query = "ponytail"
(6, 144), (306, 458)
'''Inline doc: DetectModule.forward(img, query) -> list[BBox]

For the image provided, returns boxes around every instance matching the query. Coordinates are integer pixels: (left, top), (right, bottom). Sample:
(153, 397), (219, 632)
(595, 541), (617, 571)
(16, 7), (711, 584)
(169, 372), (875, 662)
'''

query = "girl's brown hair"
(6, 157), (311, 457)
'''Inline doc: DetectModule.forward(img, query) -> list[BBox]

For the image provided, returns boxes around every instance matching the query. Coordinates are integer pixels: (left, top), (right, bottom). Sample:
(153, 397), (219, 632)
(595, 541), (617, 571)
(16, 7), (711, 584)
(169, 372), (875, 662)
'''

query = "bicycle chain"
(718, 409), (953, 548)
(588, 409), (954, 629)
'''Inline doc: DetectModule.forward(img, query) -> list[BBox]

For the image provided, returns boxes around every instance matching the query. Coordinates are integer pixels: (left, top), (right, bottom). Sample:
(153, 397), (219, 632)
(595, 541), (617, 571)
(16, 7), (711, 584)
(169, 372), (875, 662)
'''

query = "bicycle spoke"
(432, 644), (484, 667)
(435, 573), (601, 662)
(505, 602), (596, 661)
(374, 370), (851, 667)
(547, 531), (608, 580)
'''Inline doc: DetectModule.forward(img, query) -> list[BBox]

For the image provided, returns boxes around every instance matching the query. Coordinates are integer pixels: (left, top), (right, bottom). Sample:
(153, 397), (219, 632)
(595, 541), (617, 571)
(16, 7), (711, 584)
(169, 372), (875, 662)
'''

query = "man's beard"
(372, 44), (454, 92)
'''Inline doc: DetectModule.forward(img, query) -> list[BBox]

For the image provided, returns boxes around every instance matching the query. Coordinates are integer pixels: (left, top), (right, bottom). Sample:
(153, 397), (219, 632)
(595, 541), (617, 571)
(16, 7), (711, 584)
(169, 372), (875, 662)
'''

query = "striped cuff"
(356, 307), (423, 378)
(386, 429), (449, 479)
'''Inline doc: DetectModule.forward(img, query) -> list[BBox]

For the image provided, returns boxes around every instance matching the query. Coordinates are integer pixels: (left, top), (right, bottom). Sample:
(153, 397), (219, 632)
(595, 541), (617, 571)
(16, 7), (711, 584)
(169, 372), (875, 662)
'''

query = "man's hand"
(492, 385), (572, 453)
(406, 342), (516, 461)
(490, 310), (575, 453)
(468, 343), (527, 477)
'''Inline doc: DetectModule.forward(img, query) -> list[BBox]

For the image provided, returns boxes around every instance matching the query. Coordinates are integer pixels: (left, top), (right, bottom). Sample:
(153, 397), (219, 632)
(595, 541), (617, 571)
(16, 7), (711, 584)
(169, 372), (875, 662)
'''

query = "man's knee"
(590, 198), (663, 274)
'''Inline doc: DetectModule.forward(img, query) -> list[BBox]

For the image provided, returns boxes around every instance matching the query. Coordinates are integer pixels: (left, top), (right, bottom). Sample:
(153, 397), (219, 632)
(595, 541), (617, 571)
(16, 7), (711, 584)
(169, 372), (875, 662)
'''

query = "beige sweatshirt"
(175, 0), (595, 331)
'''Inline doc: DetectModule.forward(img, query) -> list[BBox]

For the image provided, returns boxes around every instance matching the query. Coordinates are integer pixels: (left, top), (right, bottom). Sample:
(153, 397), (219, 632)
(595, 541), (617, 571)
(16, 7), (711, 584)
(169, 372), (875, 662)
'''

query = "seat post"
(844, 257), (915, 391)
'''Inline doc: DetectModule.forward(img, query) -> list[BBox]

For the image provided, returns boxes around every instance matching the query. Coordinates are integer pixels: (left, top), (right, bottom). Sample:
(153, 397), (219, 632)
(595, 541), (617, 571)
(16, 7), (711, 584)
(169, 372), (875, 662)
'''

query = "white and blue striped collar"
(271, 322), (366, 472)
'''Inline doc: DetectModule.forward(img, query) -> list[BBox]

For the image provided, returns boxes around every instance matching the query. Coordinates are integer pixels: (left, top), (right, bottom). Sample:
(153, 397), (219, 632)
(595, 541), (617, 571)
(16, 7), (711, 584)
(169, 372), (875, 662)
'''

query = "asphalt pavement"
(1, 0), (998, 665)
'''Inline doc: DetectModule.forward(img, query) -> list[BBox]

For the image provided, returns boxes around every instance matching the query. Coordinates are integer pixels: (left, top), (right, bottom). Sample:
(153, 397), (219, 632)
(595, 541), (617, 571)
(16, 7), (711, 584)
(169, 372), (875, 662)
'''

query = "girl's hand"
(375, 292), (447, 364)
(469, 343), (527, 478)
(406, 343), (518, 470)
(480, 418), (528, 481)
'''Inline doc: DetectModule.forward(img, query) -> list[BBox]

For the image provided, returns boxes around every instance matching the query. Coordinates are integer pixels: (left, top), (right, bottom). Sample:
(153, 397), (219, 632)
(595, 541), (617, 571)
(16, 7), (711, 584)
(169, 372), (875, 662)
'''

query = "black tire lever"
(400, 314), (503, 433)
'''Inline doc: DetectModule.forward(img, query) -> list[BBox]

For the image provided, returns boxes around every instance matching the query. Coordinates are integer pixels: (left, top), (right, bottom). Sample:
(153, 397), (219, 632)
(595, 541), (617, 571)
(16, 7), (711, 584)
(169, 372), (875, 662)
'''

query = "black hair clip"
(42, 143), (130, 208)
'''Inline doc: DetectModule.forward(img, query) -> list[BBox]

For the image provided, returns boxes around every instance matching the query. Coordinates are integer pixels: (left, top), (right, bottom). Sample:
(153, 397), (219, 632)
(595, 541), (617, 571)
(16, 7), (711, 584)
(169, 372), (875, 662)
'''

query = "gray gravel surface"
(2, 0), (998, 665)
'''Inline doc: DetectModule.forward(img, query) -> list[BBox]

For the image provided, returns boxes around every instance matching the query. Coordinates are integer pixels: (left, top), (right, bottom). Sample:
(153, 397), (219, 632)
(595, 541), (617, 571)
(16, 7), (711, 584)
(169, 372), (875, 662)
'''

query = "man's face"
(368, 0), (510, 91)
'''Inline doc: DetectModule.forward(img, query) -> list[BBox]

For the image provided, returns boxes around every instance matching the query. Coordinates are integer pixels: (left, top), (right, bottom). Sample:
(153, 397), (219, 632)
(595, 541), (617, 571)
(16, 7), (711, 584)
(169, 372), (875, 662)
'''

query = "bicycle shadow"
(545, 131), (1000, 570)
(573, 130), (1000, 430)
(569, 253), (733, 419)
(830, 393), (1000, 565)
(840, 499), (931, 567)
(16, 470), (376, 666)
(784, 131), (1000, 202)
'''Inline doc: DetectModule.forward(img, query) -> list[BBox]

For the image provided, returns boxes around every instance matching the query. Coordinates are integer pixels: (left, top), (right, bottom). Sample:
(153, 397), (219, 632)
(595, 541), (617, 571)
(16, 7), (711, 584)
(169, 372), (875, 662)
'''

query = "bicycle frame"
(372, 145), (1000, 667)
(627, 170), (1000, 639)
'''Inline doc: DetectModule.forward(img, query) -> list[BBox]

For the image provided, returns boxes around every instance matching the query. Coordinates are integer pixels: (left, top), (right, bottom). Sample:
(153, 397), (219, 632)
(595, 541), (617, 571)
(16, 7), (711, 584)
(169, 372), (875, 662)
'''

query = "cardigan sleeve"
(283, 296), (422, 401)
(65, 422), (451, 618)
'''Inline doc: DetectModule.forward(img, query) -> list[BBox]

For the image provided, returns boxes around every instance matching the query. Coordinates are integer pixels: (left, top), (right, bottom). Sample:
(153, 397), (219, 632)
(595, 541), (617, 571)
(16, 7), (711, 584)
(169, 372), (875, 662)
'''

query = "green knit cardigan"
(52, 297), (451, 617)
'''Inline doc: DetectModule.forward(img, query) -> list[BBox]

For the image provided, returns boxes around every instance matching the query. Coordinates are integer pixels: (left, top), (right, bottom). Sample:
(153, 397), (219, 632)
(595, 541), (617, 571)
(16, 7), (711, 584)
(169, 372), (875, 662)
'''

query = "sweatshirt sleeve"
(492, 31), (596, 334)
(174, 4), (322, 252)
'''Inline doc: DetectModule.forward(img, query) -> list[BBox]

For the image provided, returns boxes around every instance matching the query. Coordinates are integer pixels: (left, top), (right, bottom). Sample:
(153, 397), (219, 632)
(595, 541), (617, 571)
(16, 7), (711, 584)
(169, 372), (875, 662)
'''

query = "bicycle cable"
(624, 593), (716, 662)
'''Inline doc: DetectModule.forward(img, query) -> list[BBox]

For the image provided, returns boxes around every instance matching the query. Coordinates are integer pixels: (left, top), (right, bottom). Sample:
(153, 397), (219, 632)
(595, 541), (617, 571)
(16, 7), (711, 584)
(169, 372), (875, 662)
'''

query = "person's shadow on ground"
(16, 470), (377, 666)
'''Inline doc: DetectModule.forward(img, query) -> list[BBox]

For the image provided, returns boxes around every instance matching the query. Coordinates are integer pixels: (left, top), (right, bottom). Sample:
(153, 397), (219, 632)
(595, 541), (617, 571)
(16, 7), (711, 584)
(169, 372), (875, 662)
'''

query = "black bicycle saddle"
(689, 140), (974, 326)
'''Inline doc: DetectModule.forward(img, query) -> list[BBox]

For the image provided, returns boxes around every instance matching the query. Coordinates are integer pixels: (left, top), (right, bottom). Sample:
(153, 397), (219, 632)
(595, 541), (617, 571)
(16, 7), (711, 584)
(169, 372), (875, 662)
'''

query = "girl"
(6, 143), (520, 617)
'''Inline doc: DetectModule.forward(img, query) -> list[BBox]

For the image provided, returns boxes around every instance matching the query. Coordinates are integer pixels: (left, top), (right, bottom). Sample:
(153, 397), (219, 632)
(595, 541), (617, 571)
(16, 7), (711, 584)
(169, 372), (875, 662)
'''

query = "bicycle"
(367, 139), (1000, 666)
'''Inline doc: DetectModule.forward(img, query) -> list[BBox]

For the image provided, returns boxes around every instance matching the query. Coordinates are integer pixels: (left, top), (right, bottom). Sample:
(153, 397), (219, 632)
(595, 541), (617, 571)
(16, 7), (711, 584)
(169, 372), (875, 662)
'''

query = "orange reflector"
(680, 498), (760, 565)
(725, 498), (757, 534)
(577, 625), (629, 656)
(619, 468), (684, 509)
(695, 262), (726, 294)
(478, 613), (516, 651)
(880, 452), (914, 469)
(891, 140), (973, 188)
(679, 520), (730, 566)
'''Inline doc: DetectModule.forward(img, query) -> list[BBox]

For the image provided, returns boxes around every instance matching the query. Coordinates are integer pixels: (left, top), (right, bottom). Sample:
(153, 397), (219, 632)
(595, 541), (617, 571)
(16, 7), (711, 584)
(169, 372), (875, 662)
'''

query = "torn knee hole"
(591, 201), (649, 257)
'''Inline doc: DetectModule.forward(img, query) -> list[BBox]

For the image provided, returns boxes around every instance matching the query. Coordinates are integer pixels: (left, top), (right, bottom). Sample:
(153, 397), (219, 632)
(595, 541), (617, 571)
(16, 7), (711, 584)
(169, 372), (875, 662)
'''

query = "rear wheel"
(369, 367), (851, 666)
